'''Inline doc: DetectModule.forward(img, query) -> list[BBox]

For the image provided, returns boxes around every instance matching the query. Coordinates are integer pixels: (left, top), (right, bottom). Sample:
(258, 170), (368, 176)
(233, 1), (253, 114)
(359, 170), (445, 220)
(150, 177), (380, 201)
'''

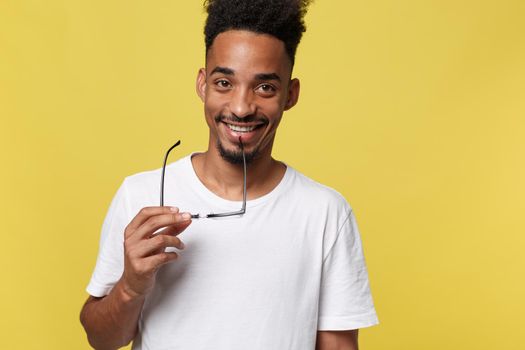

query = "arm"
(315, 330), (359, 350)
(80, 206), (191, 350)
(80, 281), (146, 349)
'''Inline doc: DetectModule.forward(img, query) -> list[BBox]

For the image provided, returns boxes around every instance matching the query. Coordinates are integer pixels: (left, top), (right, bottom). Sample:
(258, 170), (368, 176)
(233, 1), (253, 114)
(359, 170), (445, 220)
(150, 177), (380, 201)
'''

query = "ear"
(196, 68), (207, 102)
(284, 78), (300, 111)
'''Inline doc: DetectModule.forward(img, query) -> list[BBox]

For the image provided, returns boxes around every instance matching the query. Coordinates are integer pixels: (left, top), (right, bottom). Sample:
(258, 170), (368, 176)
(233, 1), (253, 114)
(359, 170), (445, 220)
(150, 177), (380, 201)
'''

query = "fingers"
(137, 212), (191, 240)
(131, 234), (186, 258)
(121, 206), (192, 297)
(143, 251), (180, 270)
(125, 207), (192, 241)
(153, 220), (192, 238)
(124, 207), (192, 257)
(125, 206), (181, 235)
(123, 251), (180, 295)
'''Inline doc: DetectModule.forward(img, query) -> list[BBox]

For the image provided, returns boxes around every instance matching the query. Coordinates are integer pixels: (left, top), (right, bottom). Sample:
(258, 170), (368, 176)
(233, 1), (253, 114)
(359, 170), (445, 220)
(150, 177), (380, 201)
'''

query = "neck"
(191, 143), (285, 201)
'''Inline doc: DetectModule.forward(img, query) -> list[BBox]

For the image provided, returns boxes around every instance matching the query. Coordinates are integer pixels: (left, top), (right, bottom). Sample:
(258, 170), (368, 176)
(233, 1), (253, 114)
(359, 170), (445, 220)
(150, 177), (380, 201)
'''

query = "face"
(196, 30), (300, 164)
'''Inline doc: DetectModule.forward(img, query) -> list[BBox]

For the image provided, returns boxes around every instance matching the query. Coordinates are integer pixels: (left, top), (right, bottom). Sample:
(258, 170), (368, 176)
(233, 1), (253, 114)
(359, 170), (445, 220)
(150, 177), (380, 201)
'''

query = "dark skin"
(80, 30), (358, 350)
(80, 206), (191, 349)
(194, 30), (299, 201)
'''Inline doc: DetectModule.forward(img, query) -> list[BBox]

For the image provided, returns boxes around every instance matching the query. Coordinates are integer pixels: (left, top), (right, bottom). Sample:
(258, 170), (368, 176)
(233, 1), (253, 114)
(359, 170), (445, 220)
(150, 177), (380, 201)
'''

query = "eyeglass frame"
(159, 139), (247, 219)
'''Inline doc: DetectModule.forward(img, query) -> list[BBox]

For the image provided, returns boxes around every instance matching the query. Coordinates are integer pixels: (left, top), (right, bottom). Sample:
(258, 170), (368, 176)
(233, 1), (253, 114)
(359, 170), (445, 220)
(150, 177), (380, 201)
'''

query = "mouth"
(224, 122), (264, 133)
(219, 119), (267, 145)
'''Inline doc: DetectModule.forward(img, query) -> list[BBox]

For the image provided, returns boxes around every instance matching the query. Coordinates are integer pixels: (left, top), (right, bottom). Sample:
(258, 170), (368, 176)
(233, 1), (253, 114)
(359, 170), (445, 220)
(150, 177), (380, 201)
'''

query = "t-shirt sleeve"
(86, 180), (131, 297)
(318, 210), (379, 330)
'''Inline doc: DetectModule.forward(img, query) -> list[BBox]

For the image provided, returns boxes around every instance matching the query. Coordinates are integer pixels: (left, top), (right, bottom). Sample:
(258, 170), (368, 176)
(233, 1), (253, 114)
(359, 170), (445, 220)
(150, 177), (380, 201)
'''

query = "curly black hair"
(204, 0), (312, 65)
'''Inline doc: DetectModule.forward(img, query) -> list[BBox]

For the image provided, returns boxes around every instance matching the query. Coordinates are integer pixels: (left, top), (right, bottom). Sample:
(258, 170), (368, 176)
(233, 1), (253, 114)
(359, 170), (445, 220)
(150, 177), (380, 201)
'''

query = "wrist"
(117, 279), (147, 304)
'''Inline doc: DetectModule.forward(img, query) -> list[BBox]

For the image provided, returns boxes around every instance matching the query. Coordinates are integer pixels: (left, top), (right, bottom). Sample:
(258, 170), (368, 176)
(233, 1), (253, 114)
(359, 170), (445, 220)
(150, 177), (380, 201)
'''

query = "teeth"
(227, 124), (257, 132)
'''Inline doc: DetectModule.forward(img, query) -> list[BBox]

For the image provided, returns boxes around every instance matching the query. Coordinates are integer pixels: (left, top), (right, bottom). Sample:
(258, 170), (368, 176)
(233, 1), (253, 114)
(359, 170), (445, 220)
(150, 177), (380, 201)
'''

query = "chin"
(217, 140), (259, 165)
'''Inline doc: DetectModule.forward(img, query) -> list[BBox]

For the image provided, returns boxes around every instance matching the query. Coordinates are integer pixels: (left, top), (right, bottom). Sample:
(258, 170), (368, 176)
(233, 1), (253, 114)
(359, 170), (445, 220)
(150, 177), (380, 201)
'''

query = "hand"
(121, 206), (191, 298)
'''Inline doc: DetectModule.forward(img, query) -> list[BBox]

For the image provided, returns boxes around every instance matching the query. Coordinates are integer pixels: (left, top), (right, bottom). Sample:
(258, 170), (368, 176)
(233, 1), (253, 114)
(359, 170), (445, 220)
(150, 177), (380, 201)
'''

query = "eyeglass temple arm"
(160, 140), (181, 206)
(202, 137), (247, 218)
(240, 137), (247, 212)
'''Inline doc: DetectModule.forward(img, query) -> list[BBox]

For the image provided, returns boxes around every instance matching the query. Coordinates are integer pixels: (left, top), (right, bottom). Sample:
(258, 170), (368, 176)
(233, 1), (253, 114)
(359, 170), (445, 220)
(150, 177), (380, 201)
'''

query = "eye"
(215, 79), (232, 90)
(256, 83), (276, 96)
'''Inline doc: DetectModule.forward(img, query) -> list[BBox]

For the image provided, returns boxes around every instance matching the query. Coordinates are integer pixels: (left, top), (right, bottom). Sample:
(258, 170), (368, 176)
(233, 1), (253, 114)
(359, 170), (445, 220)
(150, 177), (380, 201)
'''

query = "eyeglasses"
(160, 139), (247, 219)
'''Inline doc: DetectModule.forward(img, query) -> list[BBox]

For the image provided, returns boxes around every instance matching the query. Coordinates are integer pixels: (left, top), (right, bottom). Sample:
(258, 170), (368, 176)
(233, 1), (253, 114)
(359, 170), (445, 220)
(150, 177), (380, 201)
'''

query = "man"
(80, 0), (378, 349)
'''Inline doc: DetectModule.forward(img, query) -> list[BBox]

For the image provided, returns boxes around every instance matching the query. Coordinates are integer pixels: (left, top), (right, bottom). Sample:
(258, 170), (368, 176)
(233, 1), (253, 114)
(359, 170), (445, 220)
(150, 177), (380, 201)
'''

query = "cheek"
(264, 103), (285, 125)
(204, 97), (223, 119)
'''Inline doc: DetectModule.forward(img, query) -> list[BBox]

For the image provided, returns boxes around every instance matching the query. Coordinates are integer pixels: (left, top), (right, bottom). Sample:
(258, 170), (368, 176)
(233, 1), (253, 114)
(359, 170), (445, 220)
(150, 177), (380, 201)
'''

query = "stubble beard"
(217, 140), (259, 165)
(214, 114), (267, 165)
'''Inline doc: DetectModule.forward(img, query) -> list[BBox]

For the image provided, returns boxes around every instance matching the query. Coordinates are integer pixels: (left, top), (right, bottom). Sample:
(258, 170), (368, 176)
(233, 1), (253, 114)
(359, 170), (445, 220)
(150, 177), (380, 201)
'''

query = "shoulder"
(122, 153), (191, 190)
(117, 154), (193, 207)
(285, 166), (353, 216)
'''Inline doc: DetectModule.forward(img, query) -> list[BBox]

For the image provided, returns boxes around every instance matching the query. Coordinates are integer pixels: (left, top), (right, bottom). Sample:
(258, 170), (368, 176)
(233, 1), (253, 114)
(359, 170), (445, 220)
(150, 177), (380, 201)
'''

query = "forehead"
(206, 30), (292, 77)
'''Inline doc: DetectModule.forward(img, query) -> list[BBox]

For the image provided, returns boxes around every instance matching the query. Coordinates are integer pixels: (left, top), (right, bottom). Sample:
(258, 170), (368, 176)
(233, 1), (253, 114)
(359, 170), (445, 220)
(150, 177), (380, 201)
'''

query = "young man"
(80, 1), (378, 349)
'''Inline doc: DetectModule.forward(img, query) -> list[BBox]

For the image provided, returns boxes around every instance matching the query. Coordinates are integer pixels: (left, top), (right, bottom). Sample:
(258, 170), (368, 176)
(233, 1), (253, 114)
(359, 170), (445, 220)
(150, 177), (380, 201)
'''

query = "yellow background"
(1, 0), (524, 349)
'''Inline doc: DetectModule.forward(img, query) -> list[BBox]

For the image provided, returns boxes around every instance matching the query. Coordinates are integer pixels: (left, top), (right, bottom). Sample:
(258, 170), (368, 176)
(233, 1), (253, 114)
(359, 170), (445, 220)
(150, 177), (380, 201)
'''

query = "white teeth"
(227, 124), (257, 132)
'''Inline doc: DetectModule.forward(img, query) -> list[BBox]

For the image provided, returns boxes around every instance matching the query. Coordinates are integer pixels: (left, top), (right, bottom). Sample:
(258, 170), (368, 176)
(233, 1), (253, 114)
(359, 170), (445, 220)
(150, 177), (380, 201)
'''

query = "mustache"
(215, 114), (268, 125)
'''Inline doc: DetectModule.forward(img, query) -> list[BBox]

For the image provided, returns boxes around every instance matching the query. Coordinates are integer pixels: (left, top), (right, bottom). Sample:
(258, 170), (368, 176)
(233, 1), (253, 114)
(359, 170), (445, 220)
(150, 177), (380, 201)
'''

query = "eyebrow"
(255, 73), (281, 82)
(210, 66), (281, 82)
(210, 66), (234, 76)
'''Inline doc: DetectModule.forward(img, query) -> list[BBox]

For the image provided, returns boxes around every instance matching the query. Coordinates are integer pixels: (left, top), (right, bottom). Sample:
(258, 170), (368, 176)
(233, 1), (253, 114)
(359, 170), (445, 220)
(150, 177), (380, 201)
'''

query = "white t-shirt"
(87, 154), (378, 350)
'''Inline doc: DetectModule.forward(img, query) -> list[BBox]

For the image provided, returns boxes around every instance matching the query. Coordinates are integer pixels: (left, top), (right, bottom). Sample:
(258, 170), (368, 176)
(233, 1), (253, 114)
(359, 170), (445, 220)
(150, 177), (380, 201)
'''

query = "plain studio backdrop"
(1, 1), (524, 349)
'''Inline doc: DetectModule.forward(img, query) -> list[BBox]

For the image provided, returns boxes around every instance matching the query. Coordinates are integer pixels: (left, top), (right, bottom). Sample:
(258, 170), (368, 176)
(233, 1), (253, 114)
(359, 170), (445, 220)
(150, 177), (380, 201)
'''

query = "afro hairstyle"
(204, 0), (312, 65)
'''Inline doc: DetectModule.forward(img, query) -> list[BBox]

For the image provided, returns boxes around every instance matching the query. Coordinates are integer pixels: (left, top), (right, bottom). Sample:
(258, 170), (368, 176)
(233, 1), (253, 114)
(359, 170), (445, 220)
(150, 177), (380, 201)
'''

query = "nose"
(229, 88), (256, 118)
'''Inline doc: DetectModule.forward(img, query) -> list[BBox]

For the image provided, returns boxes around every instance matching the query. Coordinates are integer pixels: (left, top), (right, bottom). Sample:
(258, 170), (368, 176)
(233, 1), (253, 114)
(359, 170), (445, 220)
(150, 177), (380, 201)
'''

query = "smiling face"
(196, 30), (300, 164)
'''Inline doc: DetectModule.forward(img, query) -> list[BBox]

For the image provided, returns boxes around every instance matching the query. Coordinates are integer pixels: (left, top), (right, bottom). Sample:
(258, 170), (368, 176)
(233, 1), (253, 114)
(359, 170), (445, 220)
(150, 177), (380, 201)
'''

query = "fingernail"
(169, 207), (179, 212)
(181, 213), (191, 220)
(179, 241), (185, 249)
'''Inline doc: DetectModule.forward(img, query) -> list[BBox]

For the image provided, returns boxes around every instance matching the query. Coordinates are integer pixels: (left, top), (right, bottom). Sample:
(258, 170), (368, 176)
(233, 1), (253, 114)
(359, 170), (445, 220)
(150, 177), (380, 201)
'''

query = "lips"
(220, 120), (266, 144)
(225, 123), (260, 133)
